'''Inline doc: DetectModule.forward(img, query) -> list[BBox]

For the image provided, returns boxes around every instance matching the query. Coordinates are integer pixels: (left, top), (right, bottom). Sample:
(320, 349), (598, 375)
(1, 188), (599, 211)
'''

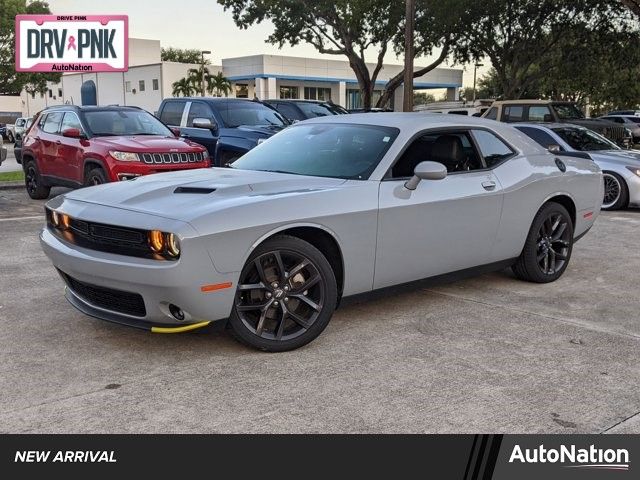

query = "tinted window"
(552, 127), (618, 151)
(515, 126), (557, 149)
(503, 106), (523, 122)
(160, 101), (185, 126)
(274, 103), (304, 121)
(42, 112), (63, 134)
(187, 102), (215, 127)
(84, 110), (172, 136)
(448, 110), (469, 116)
(528, 106), (552, 122)
(484, 107), (498, 120)
(60, 112), (83, 132)
(230, 124), (398, 180)
(218, 102), (287, 128)
(473, 130), (514, 167)
(297, 102), (340, 118)
(552, 104), (584, 120)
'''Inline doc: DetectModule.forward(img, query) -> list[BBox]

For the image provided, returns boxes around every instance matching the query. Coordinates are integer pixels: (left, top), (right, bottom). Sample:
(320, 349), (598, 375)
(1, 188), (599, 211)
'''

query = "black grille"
(61, 272), (146, 317)
(601, 125), (628, 146)
(139, 152), (205, 164)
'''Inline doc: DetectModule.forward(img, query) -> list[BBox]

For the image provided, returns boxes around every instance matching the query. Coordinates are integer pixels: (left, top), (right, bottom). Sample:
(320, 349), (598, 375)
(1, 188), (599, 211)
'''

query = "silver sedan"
(514, 123), (640, 210)
(41, 114), (602, 351)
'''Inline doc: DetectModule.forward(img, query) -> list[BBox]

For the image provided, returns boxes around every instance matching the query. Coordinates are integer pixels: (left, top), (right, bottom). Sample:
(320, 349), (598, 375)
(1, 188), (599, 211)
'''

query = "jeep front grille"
(139, 152), (205, 164)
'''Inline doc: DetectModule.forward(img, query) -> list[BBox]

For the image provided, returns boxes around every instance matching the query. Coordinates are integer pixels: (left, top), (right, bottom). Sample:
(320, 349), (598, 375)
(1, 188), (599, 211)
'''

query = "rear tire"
(512, 202), (574, 283)
(228, 235), (338, 352)
(24, 160), (51, 200)
(84, 167), (107, 187)
(601, 171), (628, 211)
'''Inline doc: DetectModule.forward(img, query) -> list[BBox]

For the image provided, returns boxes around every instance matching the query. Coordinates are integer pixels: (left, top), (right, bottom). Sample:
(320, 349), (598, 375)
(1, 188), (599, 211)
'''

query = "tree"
(0, 0), (61, 95)
(621, 0), (640, 17)
(206, 71), (232, 97)
(172, 78), (196, 97)
(456, 0), (628, 99)
(413, 92), (435, 105)
(161, 47), (211, 64)
(218, 0), (405, 109)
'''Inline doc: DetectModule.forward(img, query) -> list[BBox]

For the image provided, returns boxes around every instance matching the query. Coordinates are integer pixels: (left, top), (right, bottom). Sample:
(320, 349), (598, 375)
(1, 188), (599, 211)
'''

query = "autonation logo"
(509, 444), (630, 471)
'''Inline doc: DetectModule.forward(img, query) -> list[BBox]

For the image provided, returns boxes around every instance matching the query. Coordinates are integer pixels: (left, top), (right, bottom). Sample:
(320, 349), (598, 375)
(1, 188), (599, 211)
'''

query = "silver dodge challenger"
(41, 114), (603, 351)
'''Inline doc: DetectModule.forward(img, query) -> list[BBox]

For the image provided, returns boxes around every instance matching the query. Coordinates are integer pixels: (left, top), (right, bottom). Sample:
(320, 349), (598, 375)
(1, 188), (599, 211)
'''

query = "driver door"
(374, 129), (505, 289)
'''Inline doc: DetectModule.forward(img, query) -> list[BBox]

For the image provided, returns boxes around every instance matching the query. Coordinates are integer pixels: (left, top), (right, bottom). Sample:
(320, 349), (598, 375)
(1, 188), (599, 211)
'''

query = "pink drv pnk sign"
(15, 15), (129, 73)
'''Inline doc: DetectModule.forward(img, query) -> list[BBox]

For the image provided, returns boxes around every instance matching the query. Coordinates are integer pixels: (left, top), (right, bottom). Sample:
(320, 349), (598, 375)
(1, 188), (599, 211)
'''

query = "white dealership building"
(17, 37), (463, 116)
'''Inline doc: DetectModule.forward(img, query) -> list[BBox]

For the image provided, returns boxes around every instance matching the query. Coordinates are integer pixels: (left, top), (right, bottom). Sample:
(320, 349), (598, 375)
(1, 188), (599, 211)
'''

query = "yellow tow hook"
(151, 321), (211, 334)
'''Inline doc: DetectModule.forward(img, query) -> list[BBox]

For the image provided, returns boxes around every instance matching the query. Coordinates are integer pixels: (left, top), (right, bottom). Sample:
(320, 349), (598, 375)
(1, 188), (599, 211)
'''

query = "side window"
(472, 130), (515, 167)
(38, 114), (48, 128)
(515, 126), (558, 149)
(60, 112), (83, 133)
(186, 102), (215, 127)
(42, 112), (63, 134)
(503, 106), (524, 122)
(484, 107), (498, 120)
(528, 105), (552, 122)
(391, 131), (484, 178)
(275, 103), (304, 121)
(159, 101), (185, 126)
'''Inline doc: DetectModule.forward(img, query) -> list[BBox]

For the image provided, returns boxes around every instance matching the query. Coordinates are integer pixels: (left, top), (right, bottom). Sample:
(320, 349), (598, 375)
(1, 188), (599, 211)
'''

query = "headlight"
(109, 151), (139, 162)
(148, 230), (165, 253)
(51, 210), (60, 227)
(626, 166), (640, 177)
(165, 233), (181, 257)
(201, 149), (209, 159)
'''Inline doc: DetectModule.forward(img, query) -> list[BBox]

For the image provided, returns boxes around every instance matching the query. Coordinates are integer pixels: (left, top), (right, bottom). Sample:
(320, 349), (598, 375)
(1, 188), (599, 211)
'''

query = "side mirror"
(548, 144), (561, 153)
(405, 161), (447, 190)
(62, 128), (83, 138)
(192, 117), (217, 131)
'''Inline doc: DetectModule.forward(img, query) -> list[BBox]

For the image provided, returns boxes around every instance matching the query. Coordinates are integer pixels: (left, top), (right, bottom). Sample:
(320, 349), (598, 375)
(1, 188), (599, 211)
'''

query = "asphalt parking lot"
(1, 187), (639, 433)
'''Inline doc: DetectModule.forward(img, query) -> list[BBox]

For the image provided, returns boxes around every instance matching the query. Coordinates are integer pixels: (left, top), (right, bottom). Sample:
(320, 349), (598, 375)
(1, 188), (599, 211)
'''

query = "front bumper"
(40, 219), (239, 331)
(107, 161), (210, 182)
(626, 171), (640, 208)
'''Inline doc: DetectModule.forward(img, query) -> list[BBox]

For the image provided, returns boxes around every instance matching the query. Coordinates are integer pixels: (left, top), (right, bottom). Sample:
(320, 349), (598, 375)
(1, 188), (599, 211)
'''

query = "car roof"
(511, 122), (586, 131)
(264, 99), (333, 104)
(303, 112), (508, 130)
(42, 105), (143, 113)
(173, 97), (259, 104)
(490, 100), (577, 105)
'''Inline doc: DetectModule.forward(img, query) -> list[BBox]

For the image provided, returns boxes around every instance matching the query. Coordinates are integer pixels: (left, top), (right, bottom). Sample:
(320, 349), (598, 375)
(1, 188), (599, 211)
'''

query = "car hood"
(91, 135), (205, 151)
(62, 168), (348, 221)
(590, 149), (640, 164)
(567, 119), (621, 131)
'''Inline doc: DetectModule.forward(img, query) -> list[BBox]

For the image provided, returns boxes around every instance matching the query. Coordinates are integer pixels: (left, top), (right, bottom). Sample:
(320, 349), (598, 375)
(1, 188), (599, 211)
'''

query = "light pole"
(201, 50), (211, 97)
(402, 0), (416, 112)
(472, 62), (484, 103)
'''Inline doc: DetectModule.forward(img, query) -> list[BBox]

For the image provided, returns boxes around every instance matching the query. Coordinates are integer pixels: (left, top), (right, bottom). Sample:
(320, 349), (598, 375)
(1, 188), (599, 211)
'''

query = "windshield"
(552, 104), (585, 120)
(230, 123), (399, 180)
(297, 102), (344, 118)
(552, 127), (619, 151)
(84, 110), (172, 137)
(218, 102), (288, 128)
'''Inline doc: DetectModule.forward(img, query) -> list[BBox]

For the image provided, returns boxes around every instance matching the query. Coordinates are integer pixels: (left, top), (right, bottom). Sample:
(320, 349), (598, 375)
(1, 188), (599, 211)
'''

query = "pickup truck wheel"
(229, 235), (338, 352)
(24, 160), (51, 199)
(84, 167), (107, 187)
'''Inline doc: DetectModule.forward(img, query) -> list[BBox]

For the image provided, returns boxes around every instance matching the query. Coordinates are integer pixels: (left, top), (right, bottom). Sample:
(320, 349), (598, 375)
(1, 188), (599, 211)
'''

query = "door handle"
(55, 140), (62, 145)
(482, 181), (496, 191)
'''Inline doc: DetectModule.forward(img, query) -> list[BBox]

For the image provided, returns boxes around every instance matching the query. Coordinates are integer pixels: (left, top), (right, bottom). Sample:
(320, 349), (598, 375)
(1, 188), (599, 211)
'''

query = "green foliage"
(413, 92), (436, 105)
(161, 47), (211, 64)
(0, 0), (61, 95)
(172, 78), (196, 97)
(172, 69), (232, 97)
(206, 71), (232, 97)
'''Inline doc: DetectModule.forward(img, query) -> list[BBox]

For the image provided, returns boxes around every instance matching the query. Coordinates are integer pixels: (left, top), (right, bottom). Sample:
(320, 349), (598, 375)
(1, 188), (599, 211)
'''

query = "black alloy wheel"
(229, 235), (337, 351)
(536, 213), (571, 276)
(24, 160), (51, 199)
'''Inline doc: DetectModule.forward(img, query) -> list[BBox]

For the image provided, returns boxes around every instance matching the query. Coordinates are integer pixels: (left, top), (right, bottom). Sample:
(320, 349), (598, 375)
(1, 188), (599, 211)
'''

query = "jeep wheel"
(24, 160), (51, 199)
(84, 167), (107, 187)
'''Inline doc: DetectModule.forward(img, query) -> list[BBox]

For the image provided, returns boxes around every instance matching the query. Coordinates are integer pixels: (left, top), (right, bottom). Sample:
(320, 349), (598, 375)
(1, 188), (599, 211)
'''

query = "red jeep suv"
(21, 105), (210, 199)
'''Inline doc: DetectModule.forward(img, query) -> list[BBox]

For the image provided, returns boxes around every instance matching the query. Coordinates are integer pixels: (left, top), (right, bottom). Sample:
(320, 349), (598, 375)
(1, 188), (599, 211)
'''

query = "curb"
(0, 181), (24, 191)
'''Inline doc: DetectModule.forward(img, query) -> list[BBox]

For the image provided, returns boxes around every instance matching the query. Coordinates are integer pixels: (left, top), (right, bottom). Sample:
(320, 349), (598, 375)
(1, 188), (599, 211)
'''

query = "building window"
(152, 79), (159, 91)
(48, 89), (53, 98)
(139, 80), (145, 92)
(304, 87), (331, 101)
(125, 81), (131, 93)
(58, 88), (63, 98)
(31, 92), (35, 99)
(235, 84), (248, 98)
(279, 86), (298, 99)
(346, 89), (390, 110)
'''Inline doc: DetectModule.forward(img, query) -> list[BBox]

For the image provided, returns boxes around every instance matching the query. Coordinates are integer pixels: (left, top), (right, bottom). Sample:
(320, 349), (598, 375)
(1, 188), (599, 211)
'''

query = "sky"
(48, 0), (490, 90)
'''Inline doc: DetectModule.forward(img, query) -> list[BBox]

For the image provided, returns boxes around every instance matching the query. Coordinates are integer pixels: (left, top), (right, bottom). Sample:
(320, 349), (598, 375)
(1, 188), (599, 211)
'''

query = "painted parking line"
(0, 215), (43, 222)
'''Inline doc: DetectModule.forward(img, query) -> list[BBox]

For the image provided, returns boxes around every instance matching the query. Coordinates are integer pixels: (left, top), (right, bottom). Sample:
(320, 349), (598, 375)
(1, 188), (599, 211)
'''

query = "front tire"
(601, 171), (629, 211)
(84, 167), (107, 187)
(512, 202), (574, 283)
(24, 160), (51, 199)
(228, 235), (338, 352)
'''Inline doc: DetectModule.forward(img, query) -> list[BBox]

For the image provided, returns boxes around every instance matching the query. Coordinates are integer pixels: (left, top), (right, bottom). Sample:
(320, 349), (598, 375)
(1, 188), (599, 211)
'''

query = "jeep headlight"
(109, 151), (139, 162)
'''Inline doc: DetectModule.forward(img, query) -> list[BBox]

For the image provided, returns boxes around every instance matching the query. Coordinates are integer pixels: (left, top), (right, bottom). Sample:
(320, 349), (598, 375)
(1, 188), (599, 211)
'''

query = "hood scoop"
(173, 186), (217, 194)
